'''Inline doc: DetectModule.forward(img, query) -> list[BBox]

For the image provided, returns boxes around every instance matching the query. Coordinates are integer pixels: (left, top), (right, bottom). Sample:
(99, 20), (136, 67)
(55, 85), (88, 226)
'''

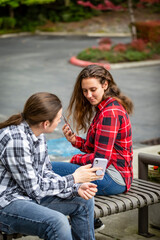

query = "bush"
(124, 50), (151, 61)
(2, 17), (16, 29)
(76, 39), (160, 63)
(130, 39), (147, 51)
(113, 43), (127, 52)
(77, 48), (106, 62)
(134, 21), (160, 43)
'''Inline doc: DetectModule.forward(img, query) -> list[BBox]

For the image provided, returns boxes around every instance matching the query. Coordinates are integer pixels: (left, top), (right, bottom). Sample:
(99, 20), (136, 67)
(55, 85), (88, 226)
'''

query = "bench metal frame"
(0, 153), (160, 239)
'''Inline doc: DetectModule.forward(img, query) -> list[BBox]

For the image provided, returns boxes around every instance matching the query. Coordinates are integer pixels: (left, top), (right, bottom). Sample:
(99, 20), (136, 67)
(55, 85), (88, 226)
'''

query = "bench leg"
(138, 206), (154, 238)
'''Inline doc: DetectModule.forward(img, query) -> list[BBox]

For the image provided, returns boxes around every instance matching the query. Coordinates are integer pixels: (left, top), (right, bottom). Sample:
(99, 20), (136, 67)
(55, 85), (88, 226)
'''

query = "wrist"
(71, 135), (76, 145)
(72, 173), (78, 183)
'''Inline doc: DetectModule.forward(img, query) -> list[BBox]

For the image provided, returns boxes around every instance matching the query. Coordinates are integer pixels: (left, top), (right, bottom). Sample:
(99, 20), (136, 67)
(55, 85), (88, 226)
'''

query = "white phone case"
(92, 158), (108, 180)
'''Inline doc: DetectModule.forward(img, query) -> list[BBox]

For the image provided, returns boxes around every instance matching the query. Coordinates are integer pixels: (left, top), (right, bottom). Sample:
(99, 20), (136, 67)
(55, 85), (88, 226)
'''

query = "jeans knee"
(43, 214), (72, 240)
(85, 198), (94, 212)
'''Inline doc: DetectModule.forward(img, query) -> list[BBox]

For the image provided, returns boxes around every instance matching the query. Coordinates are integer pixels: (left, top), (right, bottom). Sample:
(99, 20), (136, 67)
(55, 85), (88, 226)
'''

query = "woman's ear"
(102, 81), (108, 90)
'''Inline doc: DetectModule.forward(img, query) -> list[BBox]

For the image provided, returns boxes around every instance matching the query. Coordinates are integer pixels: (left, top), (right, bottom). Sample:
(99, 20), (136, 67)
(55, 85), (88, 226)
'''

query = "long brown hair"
(67, 65), (133, 133)
(0, 92), (62, 129)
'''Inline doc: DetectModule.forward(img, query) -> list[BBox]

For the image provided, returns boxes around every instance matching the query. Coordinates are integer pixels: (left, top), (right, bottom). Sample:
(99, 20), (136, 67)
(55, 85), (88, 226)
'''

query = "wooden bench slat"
(95, 196), (125, 212)
(134, 178), (160, 188)
(122, 192), (145, 208)
(94, 202), (110, 217)
(129, 189), (152, 204)
(130, 186), (159, 203)
(95, 197), (119, 214)
(132, 182), (160, 199)
(108, 195), (132, 211)
(115, 193), (139, 209)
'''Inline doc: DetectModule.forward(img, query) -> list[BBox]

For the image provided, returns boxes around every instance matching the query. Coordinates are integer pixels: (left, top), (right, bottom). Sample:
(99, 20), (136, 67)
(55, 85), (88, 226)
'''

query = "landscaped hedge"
(134, 21), (160, 43)
(76, 38), (160, 63)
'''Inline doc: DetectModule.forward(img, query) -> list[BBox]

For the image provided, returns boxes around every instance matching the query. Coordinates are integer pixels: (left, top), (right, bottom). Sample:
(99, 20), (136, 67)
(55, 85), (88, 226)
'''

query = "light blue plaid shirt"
(0, 121), (78, 209)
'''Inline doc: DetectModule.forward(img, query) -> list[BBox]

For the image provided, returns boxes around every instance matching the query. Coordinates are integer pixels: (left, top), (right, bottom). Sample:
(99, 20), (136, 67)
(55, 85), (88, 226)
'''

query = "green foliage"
(0, 17), (16, 29)
(16, 12), (46, 31)
(77, 42), (160, 63)
(23, 0), (56, 5)
(0, 0), (20, 8)
(77, 48), (106, 62)
(124, 50), (151, 61)
(0, 0), (56, 7)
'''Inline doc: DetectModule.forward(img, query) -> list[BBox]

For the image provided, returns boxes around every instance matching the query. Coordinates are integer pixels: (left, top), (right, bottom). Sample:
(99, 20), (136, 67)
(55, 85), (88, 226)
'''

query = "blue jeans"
(52, 162), (126, 195)
(0, 195), (95, 240)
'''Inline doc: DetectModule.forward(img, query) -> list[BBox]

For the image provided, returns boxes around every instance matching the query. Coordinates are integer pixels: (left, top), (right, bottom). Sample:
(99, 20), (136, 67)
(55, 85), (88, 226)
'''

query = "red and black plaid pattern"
(71, 97), (133, 192)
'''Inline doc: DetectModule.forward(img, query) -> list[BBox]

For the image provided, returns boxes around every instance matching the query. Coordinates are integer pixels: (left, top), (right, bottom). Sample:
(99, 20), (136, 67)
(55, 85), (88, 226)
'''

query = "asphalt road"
(0, 35), (160, 147)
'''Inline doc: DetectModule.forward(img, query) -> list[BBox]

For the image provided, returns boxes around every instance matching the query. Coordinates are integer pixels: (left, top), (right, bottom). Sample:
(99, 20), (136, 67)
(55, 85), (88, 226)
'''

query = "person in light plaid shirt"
(51, 65), (134, 231)
(0, 92), (103, 240)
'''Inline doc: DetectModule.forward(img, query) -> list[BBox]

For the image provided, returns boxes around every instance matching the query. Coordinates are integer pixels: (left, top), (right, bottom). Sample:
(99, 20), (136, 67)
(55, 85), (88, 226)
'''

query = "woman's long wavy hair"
(67, 65), (133, 133)
(0, 92), (62, 129)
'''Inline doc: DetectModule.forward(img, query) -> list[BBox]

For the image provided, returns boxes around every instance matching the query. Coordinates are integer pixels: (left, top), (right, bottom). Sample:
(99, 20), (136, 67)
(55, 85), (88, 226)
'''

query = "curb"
(0, 31), (131, 39)
(110, 59), (160, 69)
(70, 56), (111, 70)
(70, 56), (160, 69)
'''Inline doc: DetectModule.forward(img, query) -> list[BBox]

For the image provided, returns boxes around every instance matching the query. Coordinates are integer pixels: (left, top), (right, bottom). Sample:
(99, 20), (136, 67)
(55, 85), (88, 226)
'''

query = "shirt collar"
(22, 121), (43, 144)
(97, 97), (115, 112)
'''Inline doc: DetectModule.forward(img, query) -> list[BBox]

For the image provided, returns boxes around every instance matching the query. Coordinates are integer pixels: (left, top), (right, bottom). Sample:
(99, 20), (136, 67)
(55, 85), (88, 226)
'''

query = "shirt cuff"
(64, 174), (75, 188)
(72, 135), (81, 148)
(72, 183), (81, 196)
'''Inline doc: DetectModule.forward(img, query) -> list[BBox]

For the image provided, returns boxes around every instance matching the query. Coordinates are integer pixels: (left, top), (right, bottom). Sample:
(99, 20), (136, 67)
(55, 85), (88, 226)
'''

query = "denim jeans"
(52, 162), (126, 195)
(0, 195), (95, 240)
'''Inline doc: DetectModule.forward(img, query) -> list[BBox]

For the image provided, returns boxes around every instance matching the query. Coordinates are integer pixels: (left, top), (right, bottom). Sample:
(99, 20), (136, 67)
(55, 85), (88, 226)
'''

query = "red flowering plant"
(113, 43), (127, 52)
(130, 39), (147, 51)
(76, 37), (160, 63)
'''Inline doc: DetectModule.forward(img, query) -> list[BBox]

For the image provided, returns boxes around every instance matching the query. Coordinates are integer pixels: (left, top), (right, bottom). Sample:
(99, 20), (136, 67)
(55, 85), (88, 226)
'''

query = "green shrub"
(124, 50), (151, 61)
(0, 18), (3, 29)
(104, 52), (126, 63)
(76, 41), (160, 63)
(60, 3), (100, 22)
(3, 17), (16, 29)
(77, 48), (106, 62)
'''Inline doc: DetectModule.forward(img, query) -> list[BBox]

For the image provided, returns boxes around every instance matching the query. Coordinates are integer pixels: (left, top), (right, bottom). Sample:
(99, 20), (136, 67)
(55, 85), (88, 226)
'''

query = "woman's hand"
(72, 164), (104, 183)
(62, 124), (76, 145)
(78, 183), (97, 200)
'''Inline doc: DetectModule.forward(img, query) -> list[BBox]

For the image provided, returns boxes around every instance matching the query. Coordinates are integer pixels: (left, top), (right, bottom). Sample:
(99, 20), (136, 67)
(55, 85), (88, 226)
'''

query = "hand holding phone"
(92, 158), (108, 180)
(62, 115), (74, 134)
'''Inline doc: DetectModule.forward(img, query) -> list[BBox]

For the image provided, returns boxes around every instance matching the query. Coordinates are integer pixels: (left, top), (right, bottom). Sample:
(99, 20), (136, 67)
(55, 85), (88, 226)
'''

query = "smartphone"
(62, 115), (74, 134)
(92, 158), (108, 180)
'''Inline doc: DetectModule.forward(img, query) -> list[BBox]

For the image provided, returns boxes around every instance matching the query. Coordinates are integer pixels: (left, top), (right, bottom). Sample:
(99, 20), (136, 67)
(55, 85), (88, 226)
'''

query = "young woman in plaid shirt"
(52, 65), (134, 230)
(0, 92), (103, 240)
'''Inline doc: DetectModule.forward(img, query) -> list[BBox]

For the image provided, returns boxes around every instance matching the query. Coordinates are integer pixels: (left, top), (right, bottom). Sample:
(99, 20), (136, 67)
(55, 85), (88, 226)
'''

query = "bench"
(94, 152), (160, 238)
(0, 152), (160, 239)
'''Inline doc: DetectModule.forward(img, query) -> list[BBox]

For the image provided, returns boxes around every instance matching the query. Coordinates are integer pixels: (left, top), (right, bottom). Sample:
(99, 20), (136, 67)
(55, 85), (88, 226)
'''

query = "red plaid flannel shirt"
(70, 97), (133, 192)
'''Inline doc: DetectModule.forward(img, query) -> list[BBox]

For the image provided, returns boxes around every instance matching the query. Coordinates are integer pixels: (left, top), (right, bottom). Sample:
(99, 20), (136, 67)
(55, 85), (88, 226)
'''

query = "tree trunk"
(128, 0), (137, 40)
(64, 0), (70, 7)
(9, 5), (14, 18)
